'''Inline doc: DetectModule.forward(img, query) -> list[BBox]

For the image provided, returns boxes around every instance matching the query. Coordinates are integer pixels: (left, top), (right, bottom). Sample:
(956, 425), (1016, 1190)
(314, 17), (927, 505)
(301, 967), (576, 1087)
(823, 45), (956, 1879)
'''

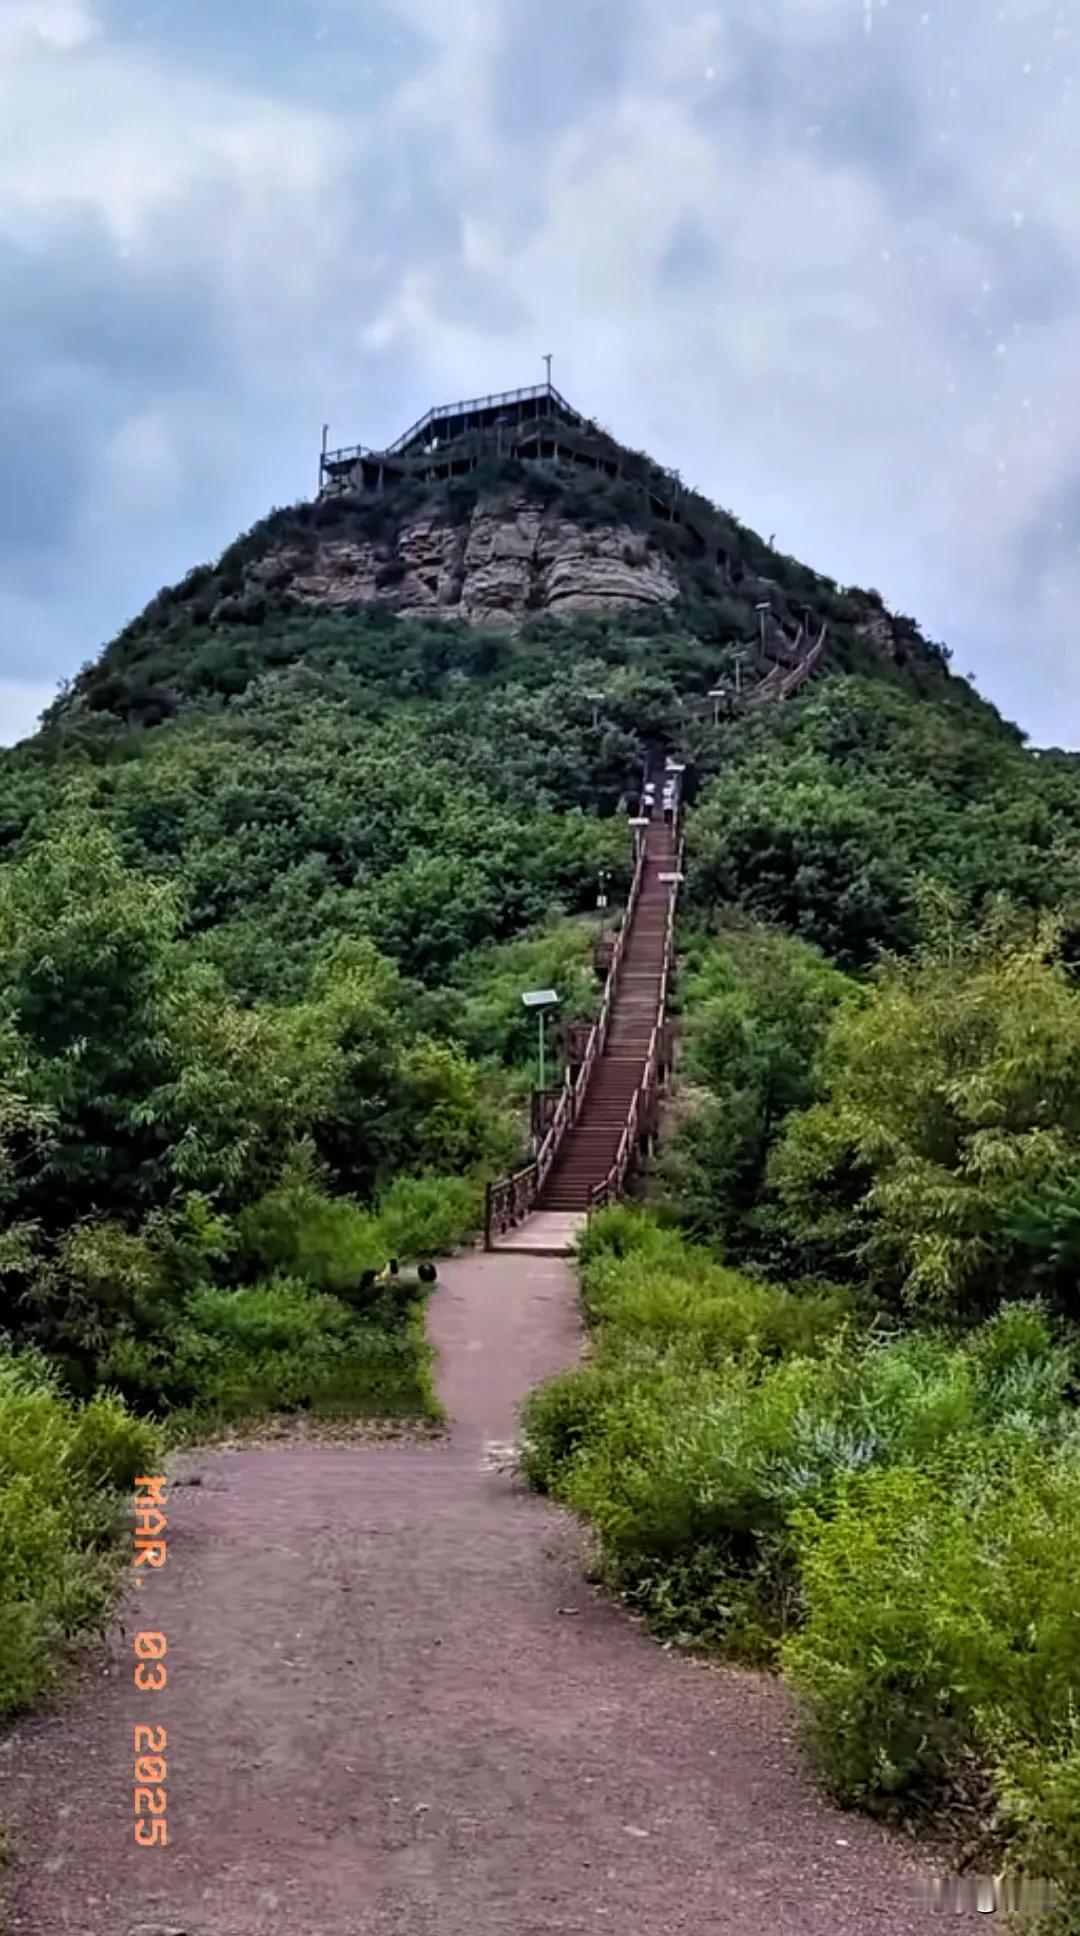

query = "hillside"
(4, 420), (1080, 1926)
(48, 447), (994, 729)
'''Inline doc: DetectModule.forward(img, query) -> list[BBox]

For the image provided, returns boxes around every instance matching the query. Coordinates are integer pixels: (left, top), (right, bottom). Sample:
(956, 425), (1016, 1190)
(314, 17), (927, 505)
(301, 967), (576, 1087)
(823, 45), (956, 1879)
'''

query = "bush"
(522, 1362), (624, 1495)
(584, 1252), (853, 1366)
(785, 1439), (1080, 1912)
(66, 1390), (160, 1490)
(557, 1345), (867, 1656)
(578, 1207), (854, 1363)
(452, 919), (599, 1074)
(576, 1201), (678, 1267)
(239, 1176), (384, 1293)
(0, 1349), (161, 1715)
(1000, 1725), (1080, 1931)
(534, 1211), (1077, 1698)
(168, 1278), (439, 1423)
(375, 1173), (481, 1259)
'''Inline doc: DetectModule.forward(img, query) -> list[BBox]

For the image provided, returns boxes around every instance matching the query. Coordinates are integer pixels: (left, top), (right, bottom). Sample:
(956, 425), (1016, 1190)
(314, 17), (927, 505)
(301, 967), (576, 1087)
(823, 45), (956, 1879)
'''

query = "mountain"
(47, 382), (998, 733)
(4, 392), (1079, 1910)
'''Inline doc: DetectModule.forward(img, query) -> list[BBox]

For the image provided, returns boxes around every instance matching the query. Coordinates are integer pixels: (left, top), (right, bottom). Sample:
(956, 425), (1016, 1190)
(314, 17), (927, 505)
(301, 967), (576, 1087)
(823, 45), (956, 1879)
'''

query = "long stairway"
(536, 808), (676, 1213)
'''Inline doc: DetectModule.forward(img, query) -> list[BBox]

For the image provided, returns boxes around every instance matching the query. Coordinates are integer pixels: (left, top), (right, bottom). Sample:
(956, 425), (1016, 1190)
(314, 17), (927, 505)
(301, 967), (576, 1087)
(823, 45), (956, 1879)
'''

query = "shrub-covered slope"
(46, 459), (990, 728)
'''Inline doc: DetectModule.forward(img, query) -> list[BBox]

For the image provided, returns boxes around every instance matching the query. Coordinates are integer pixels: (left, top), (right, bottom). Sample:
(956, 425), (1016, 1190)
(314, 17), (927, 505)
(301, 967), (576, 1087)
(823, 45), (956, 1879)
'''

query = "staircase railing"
(588, 835), (684, 1216)
(778, 622), (828, 697)
(746, 621), (828, 707)
(484, 832), (648, 1248)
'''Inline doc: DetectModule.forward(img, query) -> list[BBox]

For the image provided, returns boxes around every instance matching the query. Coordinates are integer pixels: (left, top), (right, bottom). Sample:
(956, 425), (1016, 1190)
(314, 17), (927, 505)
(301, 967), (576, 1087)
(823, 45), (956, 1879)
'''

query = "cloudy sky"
(1, 0), (1078, 744)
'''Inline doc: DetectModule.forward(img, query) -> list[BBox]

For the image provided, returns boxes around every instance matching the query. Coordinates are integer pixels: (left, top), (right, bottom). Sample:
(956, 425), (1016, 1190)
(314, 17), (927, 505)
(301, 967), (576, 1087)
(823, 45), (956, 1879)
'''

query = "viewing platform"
(319, 381), (588, 496)
(317, 378), (736, 575)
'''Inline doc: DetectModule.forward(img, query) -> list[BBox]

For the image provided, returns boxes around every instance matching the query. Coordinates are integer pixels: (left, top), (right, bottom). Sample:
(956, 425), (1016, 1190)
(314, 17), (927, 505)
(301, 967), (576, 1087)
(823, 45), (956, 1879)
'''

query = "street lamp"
(732, 648), (750, 699)
(708, 686), (728, 725)
(585, 690), (607, 729)
(521, 988), (559, 1098)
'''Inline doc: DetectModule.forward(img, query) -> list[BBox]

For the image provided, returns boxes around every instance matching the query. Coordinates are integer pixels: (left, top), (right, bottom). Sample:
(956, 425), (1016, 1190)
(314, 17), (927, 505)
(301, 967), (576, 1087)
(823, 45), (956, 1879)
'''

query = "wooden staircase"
(482, 633), (828, 1250)
(537, 814), (676, 1211)
(483, 779), (681, 1248)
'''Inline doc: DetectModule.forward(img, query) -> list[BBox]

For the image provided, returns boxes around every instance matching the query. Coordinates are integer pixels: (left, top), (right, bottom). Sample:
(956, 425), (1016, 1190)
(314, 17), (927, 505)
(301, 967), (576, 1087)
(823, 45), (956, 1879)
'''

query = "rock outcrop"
(854, 611), (900, 660)
(247, 496), (680, 625)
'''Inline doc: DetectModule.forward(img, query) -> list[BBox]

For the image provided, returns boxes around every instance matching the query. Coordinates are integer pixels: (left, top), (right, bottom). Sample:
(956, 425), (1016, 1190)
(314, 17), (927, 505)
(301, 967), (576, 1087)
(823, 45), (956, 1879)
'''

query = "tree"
(769, 919), (1080, 1319)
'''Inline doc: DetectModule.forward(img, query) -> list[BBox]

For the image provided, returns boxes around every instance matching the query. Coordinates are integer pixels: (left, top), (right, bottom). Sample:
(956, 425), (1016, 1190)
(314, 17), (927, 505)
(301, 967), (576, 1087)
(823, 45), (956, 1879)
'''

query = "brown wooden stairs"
(536, 815), (676, 1211)
(484, 781), (681, 1247)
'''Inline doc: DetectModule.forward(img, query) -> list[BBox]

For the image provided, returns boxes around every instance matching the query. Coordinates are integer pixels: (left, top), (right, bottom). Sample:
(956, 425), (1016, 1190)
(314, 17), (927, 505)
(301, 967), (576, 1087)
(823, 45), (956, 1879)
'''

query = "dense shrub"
(768, 920), (1080, 1321)
(451, 918), (600, 1077)
(168, 1278), (438, 1423)
(662, 922), (858, 1251)
(581, 1244), (853, 1366)
(575, 1205), (855, 1355)
(785, 1441), (1080, 1805)
(530, 1207), (1080, 1907)
(786, 1439), (1080, 1918)
(375, 1173), (480, 1259)
(0, 1350), (159, 1715)
(239, 1172), (384, 1293)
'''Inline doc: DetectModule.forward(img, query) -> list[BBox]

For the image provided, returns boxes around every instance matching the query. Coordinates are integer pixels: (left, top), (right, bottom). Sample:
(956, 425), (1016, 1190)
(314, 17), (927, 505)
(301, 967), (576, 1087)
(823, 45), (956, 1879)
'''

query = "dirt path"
(1, 1251), (973, 1935)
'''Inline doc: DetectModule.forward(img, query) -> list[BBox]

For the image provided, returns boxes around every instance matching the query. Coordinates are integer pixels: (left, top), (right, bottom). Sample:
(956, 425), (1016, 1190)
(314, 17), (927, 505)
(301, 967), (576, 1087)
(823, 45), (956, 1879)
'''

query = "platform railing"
(386, 384), (582, 457)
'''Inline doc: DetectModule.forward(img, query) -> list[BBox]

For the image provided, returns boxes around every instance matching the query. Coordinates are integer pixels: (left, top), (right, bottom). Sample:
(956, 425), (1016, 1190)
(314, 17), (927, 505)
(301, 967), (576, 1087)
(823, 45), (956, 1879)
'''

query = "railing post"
(484, 1182), (493, 1252)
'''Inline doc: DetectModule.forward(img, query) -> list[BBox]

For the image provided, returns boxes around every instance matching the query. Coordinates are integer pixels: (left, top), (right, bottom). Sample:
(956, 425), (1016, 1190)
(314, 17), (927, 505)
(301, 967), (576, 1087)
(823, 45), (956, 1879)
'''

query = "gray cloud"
(492, 0), (630, 143)
(0, 214), (231, 569)
(0, 0), (1078, 747)
(658, 214), (719, 293)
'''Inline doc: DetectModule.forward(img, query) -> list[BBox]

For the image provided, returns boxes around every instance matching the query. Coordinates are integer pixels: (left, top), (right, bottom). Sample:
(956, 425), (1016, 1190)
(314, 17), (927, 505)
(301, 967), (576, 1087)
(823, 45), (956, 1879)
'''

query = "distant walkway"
(1, 1251), (967, 1934)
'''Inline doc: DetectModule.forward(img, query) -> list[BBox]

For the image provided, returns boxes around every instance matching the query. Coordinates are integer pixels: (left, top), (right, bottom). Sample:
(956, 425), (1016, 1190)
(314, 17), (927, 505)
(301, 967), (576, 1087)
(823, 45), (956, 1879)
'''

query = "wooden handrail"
(484, 831), (649, 1247)
(778, 623), (828, 697)
(587, 831), (683, 1216)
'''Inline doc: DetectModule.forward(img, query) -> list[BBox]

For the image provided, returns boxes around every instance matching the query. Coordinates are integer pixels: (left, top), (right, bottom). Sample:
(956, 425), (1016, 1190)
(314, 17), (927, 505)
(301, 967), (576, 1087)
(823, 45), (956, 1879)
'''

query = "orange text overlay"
(132, 1476), (169, 1847)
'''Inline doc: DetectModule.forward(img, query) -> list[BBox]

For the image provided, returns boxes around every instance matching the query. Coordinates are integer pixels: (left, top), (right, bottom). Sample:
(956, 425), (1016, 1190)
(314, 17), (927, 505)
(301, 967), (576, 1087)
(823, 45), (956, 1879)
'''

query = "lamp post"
(521, 988), (559, 1127)
(755, 600), (771, 662)
(733, 648), (750, 699)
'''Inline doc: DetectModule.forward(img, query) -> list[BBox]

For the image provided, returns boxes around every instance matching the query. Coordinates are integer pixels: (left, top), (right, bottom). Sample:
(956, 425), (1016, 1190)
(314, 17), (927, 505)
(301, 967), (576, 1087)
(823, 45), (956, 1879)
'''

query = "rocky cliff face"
(854, 610), (901, 661)
(245, 496), (680, 626)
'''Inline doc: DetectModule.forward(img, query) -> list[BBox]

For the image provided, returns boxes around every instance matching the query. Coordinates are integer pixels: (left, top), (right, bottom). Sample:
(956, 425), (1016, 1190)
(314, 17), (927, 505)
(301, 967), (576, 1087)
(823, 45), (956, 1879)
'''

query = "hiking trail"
(1, 1249), (971, 1935)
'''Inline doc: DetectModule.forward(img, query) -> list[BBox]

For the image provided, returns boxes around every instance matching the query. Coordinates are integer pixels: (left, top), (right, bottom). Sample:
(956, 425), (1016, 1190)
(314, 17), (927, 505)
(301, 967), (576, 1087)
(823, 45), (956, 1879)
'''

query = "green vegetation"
(687, 678), (1078, 968)
(0, 470), (689, 1695)
(515, 625), (1080, 1924)
(527, 1212), (1080, 1913)
(5, 457), (1080, 1914)
(0, 1347), (158, 1715)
